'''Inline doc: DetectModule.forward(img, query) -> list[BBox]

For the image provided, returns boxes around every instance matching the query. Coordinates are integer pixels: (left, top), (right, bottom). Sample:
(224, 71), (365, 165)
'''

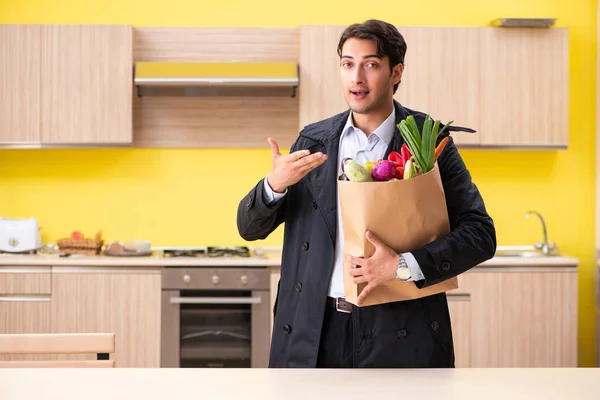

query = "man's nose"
(352, 67), (365, 85)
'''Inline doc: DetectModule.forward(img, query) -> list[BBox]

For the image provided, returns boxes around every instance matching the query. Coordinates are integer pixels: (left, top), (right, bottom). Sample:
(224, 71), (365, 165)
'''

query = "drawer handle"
(0, 295), (51, 302)
(169, 296), (262, 305)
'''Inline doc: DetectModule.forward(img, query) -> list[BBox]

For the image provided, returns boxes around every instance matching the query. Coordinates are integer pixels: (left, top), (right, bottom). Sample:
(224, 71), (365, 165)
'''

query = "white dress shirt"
(263, 108), (425, 299)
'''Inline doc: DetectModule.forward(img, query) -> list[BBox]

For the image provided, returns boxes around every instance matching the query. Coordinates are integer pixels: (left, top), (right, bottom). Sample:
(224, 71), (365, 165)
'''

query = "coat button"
(431, 321), (440, 331)
(282, 325), (291, 334)
(301, 242), (309, 251)
(295, 282), (302, 292)
(311, 201), (318, 210)
(441, 261), (450, 271)
(397, 329), (407, 338)
(246, 197), (252, 208)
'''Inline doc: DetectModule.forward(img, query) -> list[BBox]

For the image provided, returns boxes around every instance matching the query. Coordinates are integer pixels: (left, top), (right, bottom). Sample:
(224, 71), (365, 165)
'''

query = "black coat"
(237, 100), (496, 368)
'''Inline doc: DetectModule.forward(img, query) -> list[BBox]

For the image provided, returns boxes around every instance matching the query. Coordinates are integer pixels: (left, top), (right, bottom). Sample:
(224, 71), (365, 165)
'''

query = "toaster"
(0, 217), (43, 253)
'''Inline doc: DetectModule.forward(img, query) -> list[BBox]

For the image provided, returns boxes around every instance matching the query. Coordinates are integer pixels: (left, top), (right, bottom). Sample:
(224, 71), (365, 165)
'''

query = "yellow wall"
(1, 0), (596, 366)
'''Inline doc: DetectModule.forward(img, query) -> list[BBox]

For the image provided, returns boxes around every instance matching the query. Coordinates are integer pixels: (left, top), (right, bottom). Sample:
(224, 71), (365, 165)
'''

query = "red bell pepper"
(388, 151), (403, 166)
(400, 144), (412, 166)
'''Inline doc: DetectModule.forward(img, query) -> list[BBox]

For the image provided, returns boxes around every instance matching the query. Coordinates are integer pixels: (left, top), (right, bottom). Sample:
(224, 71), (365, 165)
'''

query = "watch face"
(396, 266), (411, 280)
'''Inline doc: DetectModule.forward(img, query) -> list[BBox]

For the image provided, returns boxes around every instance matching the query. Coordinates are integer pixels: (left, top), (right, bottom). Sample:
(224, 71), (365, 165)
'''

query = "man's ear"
(392, 63), (404, 85)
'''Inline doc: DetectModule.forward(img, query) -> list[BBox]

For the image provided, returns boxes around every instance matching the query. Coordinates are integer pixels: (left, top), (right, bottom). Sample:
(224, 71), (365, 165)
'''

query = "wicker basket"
(56, 238), (104, 256)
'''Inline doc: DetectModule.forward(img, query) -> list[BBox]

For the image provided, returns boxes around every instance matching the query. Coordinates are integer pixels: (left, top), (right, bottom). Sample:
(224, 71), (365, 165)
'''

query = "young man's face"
(340, 38), (403, 116)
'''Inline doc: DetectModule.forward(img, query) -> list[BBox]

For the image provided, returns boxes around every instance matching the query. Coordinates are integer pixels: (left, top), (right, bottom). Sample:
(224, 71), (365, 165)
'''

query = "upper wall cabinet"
(40, 25), (133, 144)
(299, 25), (569, 149)
(0, 25), (41, 145)
(0, 24), (133, 146)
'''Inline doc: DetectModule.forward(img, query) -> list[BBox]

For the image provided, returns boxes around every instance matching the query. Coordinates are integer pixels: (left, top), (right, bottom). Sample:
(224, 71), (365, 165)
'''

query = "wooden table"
(0, 368), (598, 399)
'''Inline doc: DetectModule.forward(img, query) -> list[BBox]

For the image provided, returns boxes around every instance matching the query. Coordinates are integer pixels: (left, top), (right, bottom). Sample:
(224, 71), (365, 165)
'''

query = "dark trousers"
(316, 303), (354, 368)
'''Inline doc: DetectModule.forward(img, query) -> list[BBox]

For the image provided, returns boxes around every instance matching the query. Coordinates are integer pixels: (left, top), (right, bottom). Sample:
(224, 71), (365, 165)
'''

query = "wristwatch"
(395, 254), (411, 281)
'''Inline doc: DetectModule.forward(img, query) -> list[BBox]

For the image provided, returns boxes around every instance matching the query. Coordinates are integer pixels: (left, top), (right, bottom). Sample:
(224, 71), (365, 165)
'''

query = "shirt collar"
(341, 107), (396, 146)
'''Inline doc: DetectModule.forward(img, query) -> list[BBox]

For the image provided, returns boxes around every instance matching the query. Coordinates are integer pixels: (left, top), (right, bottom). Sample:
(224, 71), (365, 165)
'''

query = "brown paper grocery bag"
(338, 163), (459, 307)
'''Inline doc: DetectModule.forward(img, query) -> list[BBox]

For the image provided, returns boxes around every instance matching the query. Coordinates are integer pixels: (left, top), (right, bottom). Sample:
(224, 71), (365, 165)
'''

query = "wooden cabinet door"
(40, 25), (133, 144)
(298, 25), (568, 149)
(50, 269), (161, 367)
(298, 25), (348, 129)
(479, 28), (568, 148)
(447, 292), (471, 367)
(0, 266), (52, 361)
(269, 268), (280, 343)
(0, 25), (41, 144)
(394, 27), (482, 146)
(463, 268), (577, 367)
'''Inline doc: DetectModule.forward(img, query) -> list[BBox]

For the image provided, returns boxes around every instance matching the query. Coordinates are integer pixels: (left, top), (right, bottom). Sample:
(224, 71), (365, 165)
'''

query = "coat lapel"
(300, 114), (347, 248)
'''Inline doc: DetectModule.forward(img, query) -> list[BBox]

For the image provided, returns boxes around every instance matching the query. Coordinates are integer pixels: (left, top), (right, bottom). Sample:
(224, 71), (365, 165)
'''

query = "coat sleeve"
(236, 177), (288, 241)
(411, 135), (497, 288)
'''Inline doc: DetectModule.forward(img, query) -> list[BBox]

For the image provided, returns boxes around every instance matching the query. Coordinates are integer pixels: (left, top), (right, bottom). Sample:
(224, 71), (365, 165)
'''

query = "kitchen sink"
(494, 246), (559, 258)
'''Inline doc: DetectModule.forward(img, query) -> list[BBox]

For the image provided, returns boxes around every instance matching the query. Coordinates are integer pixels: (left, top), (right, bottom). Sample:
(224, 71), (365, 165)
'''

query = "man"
(237, 19), (496, 368)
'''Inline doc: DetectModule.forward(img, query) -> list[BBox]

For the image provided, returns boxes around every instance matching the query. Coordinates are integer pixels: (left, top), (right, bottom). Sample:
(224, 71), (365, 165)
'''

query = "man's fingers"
(296, 153), (327, 173)
(268, 138), (281, 157)
(365, 231), (382, 248)
(288, 149), (311, 161)
(352, 275), (369, 284)
(357, 283), (375, 305)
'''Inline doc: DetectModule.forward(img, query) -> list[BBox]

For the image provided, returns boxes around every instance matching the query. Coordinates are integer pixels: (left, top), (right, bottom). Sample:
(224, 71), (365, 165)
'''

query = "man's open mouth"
(351, 90), (369, 99)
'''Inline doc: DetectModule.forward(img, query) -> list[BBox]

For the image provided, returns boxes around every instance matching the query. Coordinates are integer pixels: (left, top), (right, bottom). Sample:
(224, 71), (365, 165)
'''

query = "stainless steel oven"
(161, 266), (271, 368)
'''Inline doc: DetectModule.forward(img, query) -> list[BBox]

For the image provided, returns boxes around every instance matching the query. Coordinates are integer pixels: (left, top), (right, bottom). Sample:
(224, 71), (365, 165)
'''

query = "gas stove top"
(160, 247), (251, 258)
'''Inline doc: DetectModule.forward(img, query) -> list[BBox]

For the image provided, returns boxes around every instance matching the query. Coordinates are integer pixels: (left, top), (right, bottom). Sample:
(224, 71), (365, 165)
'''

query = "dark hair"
(337, 19), (407, 93)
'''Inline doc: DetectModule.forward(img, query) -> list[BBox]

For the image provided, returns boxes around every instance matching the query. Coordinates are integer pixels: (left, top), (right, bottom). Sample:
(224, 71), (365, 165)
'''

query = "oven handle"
(169, 296), (262, 305)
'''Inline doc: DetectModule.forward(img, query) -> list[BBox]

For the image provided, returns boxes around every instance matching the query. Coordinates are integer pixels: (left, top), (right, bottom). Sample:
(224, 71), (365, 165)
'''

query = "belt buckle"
(336, 298), (351, 314)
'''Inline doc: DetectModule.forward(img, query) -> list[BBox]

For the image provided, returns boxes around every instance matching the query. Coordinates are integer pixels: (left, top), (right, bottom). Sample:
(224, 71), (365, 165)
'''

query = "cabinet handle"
(0, 295), (51, 302)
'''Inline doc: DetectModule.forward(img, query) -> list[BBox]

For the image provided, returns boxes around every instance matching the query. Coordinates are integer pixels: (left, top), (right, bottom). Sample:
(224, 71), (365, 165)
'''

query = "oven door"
(161, 268), (271, 368)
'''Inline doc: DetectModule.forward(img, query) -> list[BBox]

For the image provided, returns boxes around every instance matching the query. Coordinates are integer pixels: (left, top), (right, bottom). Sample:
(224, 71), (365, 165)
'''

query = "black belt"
(326, 297), (353, 313)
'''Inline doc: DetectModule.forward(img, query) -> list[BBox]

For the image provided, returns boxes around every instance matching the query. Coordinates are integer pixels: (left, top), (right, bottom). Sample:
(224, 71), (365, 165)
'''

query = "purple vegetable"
(371, 160), (397, 181)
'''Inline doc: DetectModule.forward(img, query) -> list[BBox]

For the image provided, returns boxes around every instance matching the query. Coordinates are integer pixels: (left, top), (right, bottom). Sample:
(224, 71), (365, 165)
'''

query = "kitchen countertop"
(0, 368), (597, 400)
(0, 252), (580, 268)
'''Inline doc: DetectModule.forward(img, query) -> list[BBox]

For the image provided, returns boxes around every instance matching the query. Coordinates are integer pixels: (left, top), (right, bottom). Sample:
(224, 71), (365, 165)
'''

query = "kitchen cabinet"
(50, 267), (161, 367)
(446, 293), (471, 368)
(477, 28), (568, 148)
(268, 263), (578, 368)
(0, 24), (133, 146)
(454, 266), (578, 367)
(0, 25), (41, 144)
(0, 267), (52, 361)
(299, 25), (568, 149)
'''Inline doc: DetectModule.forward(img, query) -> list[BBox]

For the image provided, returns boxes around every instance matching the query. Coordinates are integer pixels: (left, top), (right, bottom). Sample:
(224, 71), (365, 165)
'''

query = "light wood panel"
(0, 297), (52, 361)
(0, 25), (41, 144)
(0, 332), (114, 354)
(479, 28), (569, 147)
(298, 25), (347, 129)
(460, 268), (578, 367)
(298, 25), (569, 149)
(50, 270), (161, 367)
(133, 27), (300, 149)
(40, 25), (133, 144)
(447, 293), (471, 367)
(0, 359), (114, 367)
(0, 267), (52, 295)
(134, 27), (298, 62)
(394, 27), (481, 146)
(133, 96), (299, 149)
(269, 268), (280, 343)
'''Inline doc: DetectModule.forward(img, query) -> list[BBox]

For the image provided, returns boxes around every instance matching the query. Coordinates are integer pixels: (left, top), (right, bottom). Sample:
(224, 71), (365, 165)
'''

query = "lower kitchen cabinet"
(269, 263), (578, 368)
(50, 267), (161, 367)
(0, 267), (53, 361)
(452, 266), (578, 367)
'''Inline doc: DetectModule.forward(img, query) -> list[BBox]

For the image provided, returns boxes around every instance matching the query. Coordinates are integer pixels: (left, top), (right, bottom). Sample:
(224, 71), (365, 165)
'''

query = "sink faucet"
(525, 210), (558, 255)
